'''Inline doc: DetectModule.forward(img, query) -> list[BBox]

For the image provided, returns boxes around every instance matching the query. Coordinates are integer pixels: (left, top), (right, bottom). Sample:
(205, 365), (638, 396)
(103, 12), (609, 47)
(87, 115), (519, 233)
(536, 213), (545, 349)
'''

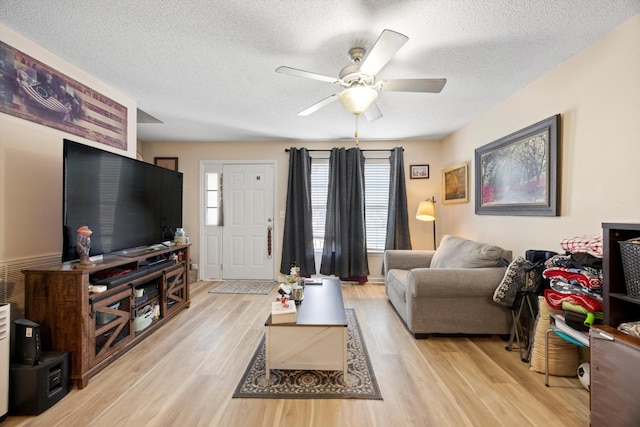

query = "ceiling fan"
(276, 29), (447, 121)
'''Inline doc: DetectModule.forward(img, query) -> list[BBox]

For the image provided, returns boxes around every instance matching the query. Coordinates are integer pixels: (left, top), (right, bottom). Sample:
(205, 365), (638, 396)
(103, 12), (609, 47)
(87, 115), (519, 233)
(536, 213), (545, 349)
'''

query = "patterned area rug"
(208, 280), (277, 295)
(233, 308), (382, 399)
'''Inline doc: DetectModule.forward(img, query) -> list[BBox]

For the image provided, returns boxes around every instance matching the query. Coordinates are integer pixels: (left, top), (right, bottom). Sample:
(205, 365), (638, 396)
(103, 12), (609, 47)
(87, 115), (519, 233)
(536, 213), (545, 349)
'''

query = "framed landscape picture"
(410, 164), (429, 179)
(475, 114), (560, 216)
(442, 161), (469, 204)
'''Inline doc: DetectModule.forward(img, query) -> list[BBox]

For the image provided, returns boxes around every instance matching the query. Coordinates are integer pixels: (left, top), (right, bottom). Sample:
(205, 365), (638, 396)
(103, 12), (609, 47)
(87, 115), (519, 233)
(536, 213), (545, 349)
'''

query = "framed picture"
(410, 164), (429, 179)
(0, 41), (128, 150)
(154, 157), (179, 171)
(442, 161), (469, 204)
(475, 114), (560, 216)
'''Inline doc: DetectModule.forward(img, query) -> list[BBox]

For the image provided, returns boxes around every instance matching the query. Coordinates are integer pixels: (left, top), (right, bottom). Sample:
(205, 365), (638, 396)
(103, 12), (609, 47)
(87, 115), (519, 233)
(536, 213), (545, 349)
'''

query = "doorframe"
(199, 160), (278, 281)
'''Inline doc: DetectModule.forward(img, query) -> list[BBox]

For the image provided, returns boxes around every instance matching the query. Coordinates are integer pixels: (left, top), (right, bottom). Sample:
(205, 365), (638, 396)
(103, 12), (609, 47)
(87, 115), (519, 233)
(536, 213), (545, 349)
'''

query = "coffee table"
(264, 278), (347, 381)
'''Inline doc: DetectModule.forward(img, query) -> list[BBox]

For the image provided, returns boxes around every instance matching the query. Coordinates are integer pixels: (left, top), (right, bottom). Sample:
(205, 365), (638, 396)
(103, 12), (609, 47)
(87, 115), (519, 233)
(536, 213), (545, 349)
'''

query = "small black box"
(13, 319), (41, 366)
(9, 351), (70, 415)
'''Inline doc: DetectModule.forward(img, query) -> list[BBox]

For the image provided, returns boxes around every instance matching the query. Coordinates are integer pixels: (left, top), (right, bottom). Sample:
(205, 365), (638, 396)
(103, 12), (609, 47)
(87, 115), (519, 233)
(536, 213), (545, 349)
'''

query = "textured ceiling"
(1, 1), (639, 143)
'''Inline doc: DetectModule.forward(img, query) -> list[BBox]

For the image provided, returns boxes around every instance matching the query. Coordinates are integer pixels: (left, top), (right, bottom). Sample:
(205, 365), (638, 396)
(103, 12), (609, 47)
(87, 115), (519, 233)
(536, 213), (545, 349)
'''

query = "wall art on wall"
(442, 161), (468, 204)
(475, 114), (560, 216)
(410, 164), (429, 179)
(0, 40), (128, 150)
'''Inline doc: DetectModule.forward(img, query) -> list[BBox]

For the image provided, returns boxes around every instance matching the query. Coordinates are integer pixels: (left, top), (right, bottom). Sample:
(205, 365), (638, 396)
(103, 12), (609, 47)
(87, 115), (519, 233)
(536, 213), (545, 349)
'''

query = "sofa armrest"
(406, 267), (507, 298)
(384, 250), (434, 272)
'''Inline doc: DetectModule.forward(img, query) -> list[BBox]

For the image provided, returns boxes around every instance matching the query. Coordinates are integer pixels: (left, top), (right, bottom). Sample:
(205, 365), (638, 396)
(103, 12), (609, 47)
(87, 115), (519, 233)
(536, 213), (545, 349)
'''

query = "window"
(205, 172), (220, 225)
(364, 160), (391, 251)
(310, 158), (389, 252)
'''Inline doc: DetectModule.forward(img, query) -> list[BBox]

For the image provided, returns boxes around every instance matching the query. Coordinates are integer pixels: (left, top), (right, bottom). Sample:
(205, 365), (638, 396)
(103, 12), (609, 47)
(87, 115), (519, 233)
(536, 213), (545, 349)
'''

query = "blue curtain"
(385, 147), (412, 250)
(320, 147), (369, 282)
(280, 148), (316, 277)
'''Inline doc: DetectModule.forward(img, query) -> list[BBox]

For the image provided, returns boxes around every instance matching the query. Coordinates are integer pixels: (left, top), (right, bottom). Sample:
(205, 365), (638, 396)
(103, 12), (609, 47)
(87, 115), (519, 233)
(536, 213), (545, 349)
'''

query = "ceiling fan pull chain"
(354, 114), (359, 146)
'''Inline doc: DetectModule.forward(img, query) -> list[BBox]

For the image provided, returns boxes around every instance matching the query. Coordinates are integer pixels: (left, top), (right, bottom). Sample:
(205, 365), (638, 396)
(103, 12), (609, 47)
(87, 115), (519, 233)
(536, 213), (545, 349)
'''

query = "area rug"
(233, 308), (382, 399)
(208, 280), (277, 295)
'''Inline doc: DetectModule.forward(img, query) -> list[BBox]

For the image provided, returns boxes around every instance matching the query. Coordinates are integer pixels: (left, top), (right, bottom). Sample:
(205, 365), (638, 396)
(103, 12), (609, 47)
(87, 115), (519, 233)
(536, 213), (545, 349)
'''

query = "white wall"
(0, 25), (137, 262)
(439, 14), (640, 257)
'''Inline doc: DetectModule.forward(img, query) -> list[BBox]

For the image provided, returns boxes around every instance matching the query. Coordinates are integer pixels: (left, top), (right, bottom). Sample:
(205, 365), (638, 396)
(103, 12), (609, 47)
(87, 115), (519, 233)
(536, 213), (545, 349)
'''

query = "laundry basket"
(619, 239), (640, 298)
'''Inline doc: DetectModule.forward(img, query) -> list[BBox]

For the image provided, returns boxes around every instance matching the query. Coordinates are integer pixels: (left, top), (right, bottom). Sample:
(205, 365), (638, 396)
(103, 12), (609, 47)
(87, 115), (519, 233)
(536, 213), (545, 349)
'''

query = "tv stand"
(23, 244), (191, 389)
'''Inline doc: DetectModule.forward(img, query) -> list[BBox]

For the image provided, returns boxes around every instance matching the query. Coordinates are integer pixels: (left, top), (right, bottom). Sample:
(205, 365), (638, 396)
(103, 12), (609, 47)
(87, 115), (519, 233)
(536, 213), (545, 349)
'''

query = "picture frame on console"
(475, 114), (560, 216)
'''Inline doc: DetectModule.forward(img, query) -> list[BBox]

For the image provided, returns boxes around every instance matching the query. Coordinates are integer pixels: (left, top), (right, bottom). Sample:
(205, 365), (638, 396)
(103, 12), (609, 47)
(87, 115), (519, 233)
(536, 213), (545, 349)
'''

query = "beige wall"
(0, 25), (137, 262)
(440, 13), (640, 257)
(140, 139), (441, 279)
(3, 13), (639, 277)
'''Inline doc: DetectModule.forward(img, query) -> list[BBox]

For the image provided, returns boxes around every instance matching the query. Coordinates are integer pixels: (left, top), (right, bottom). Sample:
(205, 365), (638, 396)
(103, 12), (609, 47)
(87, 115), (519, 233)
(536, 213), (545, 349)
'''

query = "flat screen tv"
(62, 139), (183, 262)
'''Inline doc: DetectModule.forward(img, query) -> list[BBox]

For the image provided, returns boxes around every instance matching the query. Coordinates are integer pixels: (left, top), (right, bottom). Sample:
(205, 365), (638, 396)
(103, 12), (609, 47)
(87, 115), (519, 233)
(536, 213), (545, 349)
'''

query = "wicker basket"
(619, 240), (640, 298)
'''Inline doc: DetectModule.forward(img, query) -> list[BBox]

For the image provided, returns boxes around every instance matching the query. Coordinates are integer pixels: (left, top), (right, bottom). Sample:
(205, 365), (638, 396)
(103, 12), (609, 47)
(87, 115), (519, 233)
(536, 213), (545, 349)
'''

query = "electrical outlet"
(191, 263), (198, 270)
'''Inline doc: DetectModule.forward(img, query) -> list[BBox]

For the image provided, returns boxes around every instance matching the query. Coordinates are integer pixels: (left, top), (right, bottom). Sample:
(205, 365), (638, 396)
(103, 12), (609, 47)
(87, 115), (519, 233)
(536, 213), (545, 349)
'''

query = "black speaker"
(13, 319), (41, 366)
(9, 351), (70, 415)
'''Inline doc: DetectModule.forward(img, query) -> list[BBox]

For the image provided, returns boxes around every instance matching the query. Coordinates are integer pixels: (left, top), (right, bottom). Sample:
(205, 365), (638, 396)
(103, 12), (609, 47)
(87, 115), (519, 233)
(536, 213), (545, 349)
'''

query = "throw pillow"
(430, 235), (509, 268)
(529, 296), (580, 376)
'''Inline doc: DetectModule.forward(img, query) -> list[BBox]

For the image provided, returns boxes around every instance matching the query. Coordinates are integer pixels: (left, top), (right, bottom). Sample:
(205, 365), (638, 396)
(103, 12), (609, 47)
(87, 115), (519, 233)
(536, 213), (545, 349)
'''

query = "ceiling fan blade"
(276, 66), (339, 84)
(364, 102), (382, 121)
(359, 29), (409, 77)
(298, 93), (339, 116)
(378, 78), (447, 93)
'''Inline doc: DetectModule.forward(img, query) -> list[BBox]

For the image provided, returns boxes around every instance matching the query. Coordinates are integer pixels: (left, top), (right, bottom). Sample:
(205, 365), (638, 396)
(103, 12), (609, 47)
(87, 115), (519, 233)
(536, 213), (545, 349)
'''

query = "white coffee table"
(264, 278), (347, 381)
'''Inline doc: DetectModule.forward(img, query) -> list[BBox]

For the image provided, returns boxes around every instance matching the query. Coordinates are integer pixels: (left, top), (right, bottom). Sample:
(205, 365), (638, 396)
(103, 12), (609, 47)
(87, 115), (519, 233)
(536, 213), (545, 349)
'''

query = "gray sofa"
(384, 235), (513, 336)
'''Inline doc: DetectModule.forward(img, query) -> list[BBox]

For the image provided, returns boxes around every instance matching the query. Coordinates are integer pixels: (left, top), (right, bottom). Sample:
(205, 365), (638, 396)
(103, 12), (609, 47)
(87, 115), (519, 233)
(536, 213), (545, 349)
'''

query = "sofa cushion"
(430, 235), (507, 269)
(386, 269), (409, 304)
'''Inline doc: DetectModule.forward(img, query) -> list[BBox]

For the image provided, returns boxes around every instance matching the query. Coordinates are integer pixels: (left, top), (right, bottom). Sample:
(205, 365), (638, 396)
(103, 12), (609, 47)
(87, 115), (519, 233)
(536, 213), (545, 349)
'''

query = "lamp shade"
(416, 199), (436, 221)
(338, 86), (378, 115)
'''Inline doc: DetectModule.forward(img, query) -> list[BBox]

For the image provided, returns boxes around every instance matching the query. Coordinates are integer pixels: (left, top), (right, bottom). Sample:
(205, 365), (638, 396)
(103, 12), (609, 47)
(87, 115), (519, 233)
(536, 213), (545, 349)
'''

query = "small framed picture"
(442, 161), (469, 204)
(154, 157), (179, 171)
(410, 164), (429, 179)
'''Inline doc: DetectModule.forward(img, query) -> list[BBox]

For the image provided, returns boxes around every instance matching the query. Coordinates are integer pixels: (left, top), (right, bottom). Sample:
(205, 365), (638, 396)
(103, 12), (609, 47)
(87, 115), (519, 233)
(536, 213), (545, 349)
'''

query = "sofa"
(384, 235), (513, 336)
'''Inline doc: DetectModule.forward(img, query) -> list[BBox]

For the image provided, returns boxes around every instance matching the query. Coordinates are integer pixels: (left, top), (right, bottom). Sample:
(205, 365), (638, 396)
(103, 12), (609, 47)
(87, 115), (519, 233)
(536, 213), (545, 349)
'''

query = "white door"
(222, 163), (275, 280)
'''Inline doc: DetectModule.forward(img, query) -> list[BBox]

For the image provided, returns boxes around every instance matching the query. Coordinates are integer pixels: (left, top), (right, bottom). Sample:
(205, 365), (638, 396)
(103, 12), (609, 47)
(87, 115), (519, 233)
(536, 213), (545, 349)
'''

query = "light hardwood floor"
(4, 281), (589, 426)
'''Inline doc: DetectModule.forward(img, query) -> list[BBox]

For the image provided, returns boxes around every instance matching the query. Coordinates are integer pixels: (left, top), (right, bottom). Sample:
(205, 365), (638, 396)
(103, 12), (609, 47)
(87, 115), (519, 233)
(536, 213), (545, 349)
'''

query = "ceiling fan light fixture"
(338, 86), (378, 115)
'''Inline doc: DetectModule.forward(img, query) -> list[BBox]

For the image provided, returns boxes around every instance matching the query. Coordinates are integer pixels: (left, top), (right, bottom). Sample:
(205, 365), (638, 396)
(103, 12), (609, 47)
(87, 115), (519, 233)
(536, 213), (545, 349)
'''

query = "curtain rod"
(284, 148), (402, 152)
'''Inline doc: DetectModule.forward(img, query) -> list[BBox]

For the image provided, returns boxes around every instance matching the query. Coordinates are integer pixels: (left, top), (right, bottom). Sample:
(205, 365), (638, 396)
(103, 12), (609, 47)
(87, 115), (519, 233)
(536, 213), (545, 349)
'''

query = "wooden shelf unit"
(23, 244), (190, 389)
(602, 223), (640, 326)
(590, 223), (640, 426)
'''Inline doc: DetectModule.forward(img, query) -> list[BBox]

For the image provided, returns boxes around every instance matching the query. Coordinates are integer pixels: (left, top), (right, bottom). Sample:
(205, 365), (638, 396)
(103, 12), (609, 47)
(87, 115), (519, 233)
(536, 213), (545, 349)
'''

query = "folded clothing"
(560, 233), (603, 258)
(570, 252), (602, 269)
(544, 288), (603, 313)
(562, 301), (602, 326)
(550, 279), (602, 301)
(543, 267), (602, 289)
(544, 254), (602, 276)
